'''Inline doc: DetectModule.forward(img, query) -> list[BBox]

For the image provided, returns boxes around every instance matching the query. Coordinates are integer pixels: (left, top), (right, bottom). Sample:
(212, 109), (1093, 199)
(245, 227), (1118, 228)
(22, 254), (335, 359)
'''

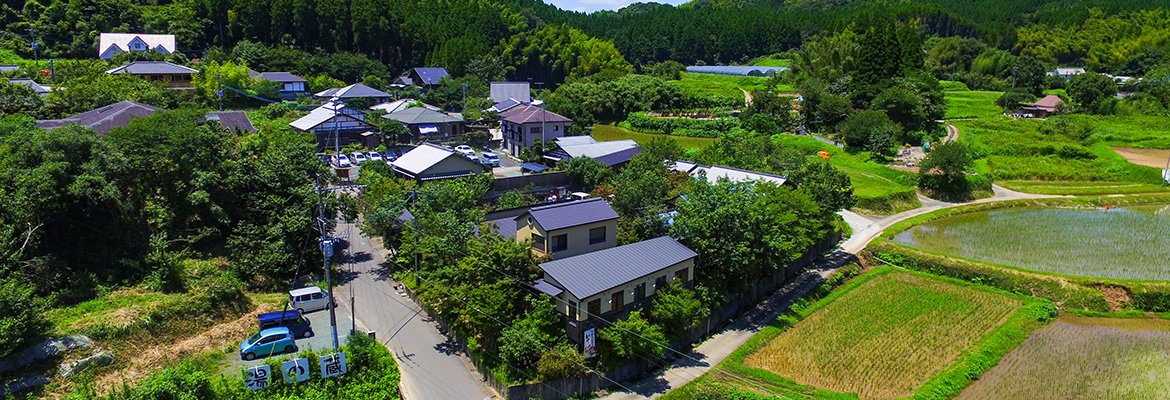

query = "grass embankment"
(956, 315), (1170, 399)
(664, 266), (1054, 400)
(943, 90), (1004, 120)
(748, 56), (792, 67)
(592, 124), (719, 149)
(772, 135), (921, 215)
(669, 72), (796, 104)
(954, 114), (1170, 194)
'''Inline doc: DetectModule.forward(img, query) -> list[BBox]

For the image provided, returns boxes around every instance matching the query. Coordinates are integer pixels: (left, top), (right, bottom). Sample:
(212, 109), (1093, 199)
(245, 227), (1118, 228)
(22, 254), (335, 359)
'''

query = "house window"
(675, 269), (688, 282)
(550, 234), (568, 252)
(589, 227), (606, 245)
(554, 125), (560, 131)
(568, 301), (578, 321)
(611, 291), (624, 312)
(655, 275), (667, 290)
(530, 126), (542, 134)
(587, 299), (601, 319)
(634, 282), (646, 302)
(151, 75), (164, 82)
(532, 234), (545, 253)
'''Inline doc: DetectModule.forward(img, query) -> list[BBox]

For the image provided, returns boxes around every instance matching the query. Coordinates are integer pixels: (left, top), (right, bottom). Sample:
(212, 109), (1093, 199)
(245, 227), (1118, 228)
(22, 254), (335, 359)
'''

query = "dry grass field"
(743, 272), (1021, 400)
(1112, 146), (1170, 168)
(956, 315), (1170, 400)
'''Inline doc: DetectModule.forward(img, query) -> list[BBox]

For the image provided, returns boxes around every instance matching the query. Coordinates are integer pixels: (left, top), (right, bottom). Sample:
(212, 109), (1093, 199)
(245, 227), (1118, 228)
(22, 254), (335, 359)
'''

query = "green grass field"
(748, 56), (792, 67)
(771, 135), (921, 214)
(591, 124), (719, 149)
(944, 90), (1004, 119)
(957, 315), (1170, 400)
(999, 180), (1170, 195)
(670, 72), (796, 101)
(744, 270), (1021, 400)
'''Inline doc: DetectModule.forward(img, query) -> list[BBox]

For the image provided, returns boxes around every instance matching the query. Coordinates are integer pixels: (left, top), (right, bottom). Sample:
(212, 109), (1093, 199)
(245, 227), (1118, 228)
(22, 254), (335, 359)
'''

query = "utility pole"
(216, 72), (223, 111)
(461, 82), (467, 114)
(316, 173), (341, 350)
(26, 28), (38, 68)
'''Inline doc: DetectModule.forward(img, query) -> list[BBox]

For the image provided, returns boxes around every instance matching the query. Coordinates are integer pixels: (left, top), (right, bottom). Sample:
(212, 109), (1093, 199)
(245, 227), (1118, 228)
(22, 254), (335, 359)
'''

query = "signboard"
(282, 358), (311, 384)
(320, 352), (348, 378)
(583, 328), (597, 358)
(244, 365), (272, 391)
(1163, 168), (1169, 184)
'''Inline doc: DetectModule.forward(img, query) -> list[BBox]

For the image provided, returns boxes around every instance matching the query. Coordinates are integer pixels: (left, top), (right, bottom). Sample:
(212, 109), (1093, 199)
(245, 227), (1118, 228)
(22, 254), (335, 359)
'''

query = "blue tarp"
(520, 163), (549, 172)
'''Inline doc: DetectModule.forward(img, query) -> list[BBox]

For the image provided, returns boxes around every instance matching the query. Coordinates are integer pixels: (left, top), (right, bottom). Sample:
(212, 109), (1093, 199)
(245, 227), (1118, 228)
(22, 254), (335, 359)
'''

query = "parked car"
(367, 152), (383, 162)
(351, 152), (368, 164)
(383, 151), (398, 163)
(288, 287), (331, 314)
(258, 310), (313, 339)
(479, 152), (500, 167)
(239, 327), (297, 361)
(331, 154), (351, 168)
(454, 145), (476, 160)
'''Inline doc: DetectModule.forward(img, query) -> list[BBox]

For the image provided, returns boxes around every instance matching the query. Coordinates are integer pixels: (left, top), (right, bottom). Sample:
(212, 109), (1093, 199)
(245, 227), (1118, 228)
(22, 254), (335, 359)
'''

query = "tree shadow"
(433, 336), (462, 356)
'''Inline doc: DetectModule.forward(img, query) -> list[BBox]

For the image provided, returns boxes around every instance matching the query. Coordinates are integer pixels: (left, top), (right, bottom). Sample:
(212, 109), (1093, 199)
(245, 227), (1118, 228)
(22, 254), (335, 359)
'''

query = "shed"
(391, 142), (485, 180)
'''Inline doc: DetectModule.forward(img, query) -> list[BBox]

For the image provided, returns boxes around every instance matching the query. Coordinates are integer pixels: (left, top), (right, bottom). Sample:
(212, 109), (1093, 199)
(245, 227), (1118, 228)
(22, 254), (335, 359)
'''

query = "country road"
(332, 220), (497, 400)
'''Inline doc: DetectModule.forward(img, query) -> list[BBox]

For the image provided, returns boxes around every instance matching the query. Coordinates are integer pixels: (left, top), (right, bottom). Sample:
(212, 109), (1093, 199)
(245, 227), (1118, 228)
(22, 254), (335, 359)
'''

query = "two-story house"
(533, 236), (697, 347)
(250, 71), (309, 100)
(98, 33), (175, 60)
(514, 198), (618, 259)
(105, 61), (198, 89)
(500, 105), (573, 158)
(290, 102), (378, 149)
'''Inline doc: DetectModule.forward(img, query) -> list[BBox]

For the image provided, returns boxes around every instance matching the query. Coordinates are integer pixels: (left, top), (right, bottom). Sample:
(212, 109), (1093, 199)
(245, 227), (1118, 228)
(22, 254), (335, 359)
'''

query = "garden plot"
(957, 315), (1170, 400)
(744, 271), (1021, 400)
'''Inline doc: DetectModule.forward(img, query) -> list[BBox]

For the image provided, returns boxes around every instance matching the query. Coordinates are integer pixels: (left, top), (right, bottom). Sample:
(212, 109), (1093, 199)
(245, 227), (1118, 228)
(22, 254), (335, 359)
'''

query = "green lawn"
(999, 180), (1170, 195)
(944, 90), (1004, 119)
(591, 124), (719, 149)
(748, 56), (792, 67)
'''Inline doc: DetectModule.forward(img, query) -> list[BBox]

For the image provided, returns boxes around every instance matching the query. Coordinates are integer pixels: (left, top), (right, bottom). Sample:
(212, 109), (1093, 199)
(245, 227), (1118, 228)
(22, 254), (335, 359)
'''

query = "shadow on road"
(433, 336), (462, 356)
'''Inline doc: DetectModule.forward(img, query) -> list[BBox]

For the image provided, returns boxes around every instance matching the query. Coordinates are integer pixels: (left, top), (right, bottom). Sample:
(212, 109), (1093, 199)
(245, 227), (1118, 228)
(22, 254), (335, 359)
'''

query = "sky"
(544, 0), (690, 13)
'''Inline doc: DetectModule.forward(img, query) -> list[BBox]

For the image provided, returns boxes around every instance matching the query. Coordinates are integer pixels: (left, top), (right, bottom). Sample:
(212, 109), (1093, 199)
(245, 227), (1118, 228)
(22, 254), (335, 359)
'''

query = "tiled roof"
(539, 236), (697, 300)
(370, 99), (440, 114)
(207, 111), (256, 133)
(105, 61), (198, 75)
(9, 79), (49, 94)
(413, 67), (449, 85)
(383, 107), (463, 125)
(521, 198), (618, 232)
(500, 105), (573, 124)
(256, 72), (306, 83)
(1032, 94), (1064, 109)
(289, 106), (370, 131)
(489, 82), (531, 103)
(35, 100), (160, 134)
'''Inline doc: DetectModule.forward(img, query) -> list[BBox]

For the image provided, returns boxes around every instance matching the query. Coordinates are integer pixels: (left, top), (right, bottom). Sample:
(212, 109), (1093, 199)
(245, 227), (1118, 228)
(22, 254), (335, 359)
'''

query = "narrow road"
(943, 121), (960, 143)
(601, 185), (1069, 399)
(741, 88), (752, 108)
(333, 220), (497, 400)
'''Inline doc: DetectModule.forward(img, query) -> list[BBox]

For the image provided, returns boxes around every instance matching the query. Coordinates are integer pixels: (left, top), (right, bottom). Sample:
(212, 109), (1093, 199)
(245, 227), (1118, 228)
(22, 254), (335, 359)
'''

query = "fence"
(400, 230), (843, 400)
(487, 172), (571, 196)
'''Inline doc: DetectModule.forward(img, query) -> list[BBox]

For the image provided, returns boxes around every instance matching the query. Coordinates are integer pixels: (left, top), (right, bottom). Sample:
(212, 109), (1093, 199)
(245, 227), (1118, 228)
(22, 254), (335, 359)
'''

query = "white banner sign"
(283, 358), (311, 383)
(1162, 168), (1169, 183)
(320, 352), (348, 378)
(244, 365), (272, 391)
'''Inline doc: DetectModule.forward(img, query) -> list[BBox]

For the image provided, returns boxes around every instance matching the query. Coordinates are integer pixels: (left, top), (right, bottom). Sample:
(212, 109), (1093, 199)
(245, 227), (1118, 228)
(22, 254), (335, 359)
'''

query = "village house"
(9, 78), (50, 96)
(487, 82), (531, 112)
(383, 107), (466, 143)
(370, 98), (440, 114)
(36, 100), (160, 133)
(390, 142), (486, 181)
(1018, 94), (1066, 118)
(513, 198), (619, 259)
(672, 161), (791, 186)
(314, 83), (392, 104)
(1048, 67), (1086, 80)
(98, 33), (176, 60)
(206, 111), (256, 133)
(533, 236), (697, 346)
(393, 67), (449, 89)
(249, 70), (309, 100)
(500, 104), (574, 157)
(289, 102), (378, 149)
(105, 61), (198, 89)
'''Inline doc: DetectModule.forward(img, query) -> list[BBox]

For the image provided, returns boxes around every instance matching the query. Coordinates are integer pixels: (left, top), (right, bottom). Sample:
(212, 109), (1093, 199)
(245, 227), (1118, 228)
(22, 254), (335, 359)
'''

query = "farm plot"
(956, 315), (1170, 400)
(744, 271), (1022, 400)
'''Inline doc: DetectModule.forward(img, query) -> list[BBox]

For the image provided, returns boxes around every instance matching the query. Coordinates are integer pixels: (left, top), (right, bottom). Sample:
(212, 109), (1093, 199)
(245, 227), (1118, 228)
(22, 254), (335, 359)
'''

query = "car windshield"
(246, 333), (261, 345)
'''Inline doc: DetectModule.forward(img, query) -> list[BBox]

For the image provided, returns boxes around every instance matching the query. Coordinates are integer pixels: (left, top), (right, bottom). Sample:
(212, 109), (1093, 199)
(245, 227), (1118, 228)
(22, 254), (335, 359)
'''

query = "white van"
(288, 287), (331, 314)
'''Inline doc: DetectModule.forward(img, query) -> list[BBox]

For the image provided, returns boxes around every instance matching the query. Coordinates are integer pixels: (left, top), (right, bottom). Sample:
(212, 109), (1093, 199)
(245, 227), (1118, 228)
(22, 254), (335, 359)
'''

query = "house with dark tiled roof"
(106, 61), (198, 89)
(500, 105), (574, 157)
(36, 100), (160, 133)
(9, 79), (51, 96)
(207, 111), (256, 133)
(248, 70), (309, 100)
(514, 198), (618, 259)
(534, 236), (697, 344)
(383, 107), (466, 143)
(393, 67), (449, 89)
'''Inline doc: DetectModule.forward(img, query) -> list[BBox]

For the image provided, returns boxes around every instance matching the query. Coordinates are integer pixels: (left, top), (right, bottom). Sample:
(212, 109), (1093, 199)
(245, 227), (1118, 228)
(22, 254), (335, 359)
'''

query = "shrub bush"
(626, 112), (741, 137)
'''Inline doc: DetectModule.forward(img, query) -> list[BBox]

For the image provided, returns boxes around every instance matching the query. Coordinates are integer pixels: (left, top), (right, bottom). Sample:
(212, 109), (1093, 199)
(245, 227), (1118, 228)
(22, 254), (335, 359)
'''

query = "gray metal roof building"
(539, 236), (697, 300)
(520, 198), (619, 231)
(207, 111), (256, 133)
(314, 83), (391, 99)
(489, 82), (531, 103)
(411, 68), (449, 86)
(383, 107), (464, 125)
(105, 61), (199, 75)
(9, 78), (50, 95)
(35, 100), (160, 134)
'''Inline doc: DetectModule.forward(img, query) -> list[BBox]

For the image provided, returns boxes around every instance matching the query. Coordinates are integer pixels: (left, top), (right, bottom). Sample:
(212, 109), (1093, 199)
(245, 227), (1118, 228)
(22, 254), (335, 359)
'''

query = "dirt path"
(1111, 146), (1170, 169)
(944, 122), (960, 143)
(741, 88), (752, 108)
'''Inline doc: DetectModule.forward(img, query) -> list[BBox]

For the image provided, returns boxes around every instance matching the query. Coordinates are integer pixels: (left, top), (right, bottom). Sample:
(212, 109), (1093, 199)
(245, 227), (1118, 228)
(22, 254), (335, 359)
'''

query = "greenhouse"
(685, 65), (790, 77)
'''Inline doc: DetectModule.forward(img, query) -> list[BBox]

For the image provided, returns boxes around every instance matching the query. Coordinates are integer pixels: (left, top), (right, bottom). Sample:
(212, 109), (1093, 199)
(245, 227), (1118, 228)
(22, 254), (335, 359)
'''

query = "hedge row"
(626, 112), (741, 137)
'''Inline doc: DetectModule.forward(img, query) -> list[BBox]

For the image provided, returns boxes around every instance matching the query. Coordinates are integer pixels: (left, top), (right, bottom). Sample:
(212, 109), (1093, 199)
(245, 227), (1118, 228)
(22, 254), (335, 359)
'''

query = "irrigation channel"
(892, 204), (1170, 280)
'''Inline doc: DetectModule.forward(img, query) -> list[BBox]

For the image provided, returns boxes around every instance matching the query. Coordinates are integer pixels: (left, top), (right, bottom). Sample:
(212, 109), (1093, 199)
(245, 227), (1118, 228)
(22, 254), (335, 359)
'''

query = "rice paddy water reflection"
(892, 205), (1170, 280)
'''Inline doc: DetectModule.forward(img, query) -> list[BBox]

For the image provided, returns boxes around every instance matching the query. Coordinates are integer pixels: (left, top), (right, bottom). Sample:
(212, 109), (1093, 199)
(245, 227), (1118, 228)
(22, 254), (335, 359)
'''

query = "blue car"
(239, 327), (298, 361)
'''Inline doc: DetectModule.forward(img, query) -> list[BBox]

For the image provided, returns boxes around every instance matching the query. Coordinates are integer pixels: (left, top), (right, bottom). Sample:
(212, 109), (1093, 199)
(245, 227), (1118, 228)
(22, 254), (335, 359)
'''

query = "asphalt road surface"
(332, 220), (497, 400)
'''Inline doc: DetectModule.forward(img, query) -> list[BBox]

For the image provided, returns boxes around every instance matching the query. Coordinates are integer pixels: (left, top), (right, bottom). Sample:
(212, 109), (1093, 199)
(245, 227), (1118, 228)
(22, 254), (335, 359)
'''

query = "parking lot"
(228, 305), (355, 369)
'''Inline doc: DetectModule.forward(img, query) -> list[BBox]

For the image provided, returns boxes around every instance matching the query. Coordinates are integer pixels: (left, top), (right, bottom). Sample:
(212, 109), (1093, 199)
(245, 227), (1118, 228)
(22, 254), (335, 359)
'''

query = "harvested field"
(1112, 146), (1170, 169)
(744, 271), (1021, 400)
(956, 315), (1170, 400)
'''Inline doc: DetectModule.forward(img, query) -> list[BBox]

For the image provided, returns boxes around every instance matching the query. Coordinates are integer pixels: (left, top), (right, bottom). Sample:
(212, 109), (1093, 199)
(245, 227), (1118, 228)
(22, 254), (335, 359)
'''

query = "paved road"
(601, 184), (1069, 399)
(332, 221), (497, 400)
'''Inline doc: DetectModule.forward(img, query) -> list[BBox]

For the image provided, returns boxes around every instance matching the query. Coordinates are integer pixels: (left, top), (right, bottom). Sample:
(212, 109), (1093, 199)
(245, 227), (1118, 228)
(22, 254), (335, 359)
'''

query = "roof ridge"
(528, 197), (604, 212)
